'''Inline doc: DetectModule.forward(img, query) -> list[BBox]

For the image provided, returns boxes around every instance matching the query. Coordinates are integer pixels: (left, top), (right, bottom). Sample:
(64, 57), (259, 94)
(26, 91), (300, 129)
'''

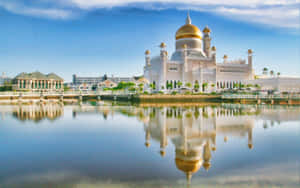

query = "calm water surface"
(0, 102), (299, 188)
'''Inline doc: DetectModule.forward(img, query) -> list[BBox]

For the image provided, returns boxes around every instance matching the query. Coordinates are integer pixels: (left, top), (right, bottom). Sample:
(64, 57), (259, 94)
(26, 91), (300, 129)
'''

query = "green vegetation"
(0, 85), (12, 91)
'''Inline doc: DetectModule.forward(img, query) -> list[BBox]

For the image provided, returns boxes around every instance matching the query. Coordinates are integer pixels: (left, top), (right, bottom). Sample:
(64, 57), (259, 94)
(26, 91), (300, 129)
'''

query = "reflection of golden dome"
(248, 143), (253, 149)
(175, 158), (202, 173)
(212, 146), (216, 151)
(182, 44), (187, 49)
(203, 161), (211, 171)
(176, 24), (202, 40)
(160, 150), (166, 157)
(145, 142), (150, 148)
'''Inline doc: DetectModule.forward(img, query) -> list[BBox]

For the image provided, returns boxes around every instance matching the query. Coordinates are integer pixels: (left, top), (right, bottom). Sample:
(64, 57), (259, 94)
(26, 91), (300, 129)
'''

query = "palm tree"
(277, 72), (281, 77)
(202, 83), (208, 92)
(270, 70), (274, 77)
(263, 67), (268, 75)
(177, 81), (183, 88)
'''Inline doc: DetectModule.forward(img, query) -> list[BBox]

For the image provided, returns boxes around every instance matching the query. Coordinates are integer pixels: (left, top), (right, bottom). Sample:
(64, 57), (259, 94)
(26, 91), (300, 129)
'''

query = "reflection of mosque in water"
(12, 103), (64, 122)
(143, 106), (255, 185)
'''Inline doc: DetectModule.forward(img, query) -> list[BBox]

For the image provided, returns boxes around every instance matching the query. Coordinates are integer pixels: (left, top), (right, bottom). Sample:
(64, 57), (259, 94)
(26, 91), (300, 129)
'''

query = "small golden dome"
(145, 142), (150, 148)
(160, 42), (166, 48)
(145, 50), (150, 55)
(223, 55), (228, 59)
(248, 49), (253, 54)
(211, 46), (216, 51)
(203, 26), (211, 33)
(175, 158), (202, 173)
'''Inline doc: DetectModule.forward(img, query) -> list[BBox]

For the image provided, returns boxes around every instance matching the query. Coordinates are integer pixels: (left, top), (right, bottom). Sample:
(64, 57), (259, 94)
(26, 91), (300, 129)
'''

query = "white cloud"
(0, 0), (299, 28)
(0, 1), (74, 19)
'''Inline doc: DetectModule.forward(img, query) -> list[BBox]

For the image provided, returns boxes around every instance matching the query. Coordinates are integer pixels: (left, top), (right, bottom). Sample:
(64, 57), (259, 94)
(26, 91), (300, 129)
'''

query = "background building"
(72, 74), (137, 91)
(0, 72), (12, 86)
(12, 72), (64, 92)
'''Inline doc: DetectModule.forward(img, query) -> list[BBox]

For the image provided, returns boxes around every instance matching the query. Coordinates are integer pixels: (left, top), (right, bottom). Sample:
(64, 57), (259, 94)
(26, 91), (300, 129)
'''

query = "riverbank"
(0, 93), (300, 105)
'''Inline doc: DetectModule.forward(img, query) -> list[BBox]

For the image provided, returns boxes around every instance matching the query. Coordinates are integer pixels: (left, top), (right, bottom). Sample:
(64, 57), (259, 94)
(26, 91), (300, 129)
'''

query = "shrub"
(184, 91), (192, 95)
(158, 91), (164, 94)
(143, 91), (149, 95)
(171, 91), (178, 95)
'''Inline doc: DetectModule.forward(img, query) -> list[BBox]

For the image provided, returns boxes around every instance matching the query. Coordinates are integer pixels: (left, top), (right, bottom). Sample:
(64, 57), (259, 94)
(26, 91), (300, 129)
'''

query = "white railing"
(222, 94), (300, 99)
(0, 90), (138, 96)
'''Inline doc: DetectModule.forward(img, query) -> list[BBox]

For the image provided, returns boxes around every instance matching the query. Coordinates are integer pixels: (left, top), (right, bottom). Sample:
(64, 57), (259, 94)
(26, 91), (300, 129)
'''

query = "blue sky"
(0, 0), (299, 81)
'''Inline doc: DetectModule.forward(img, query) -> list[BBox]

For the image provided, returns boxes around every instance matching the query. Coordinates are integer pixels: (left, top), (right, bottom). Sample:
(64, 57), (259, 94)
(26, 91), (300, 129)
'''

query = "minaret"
(160, 42), (167, 91)
(203, 26), (211, 57)
(248, 49), (254, 79)
(145, 50), (151, 67)
(223, 54), (228, 63)
(211, 46), (216, 63)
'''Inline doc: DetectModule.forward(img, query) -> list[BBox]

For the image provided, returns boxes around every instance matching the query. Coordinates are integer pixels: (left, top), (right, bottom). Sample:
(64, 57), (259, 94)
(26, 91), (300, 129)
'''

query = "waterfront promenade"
(0, 91), (300, 105)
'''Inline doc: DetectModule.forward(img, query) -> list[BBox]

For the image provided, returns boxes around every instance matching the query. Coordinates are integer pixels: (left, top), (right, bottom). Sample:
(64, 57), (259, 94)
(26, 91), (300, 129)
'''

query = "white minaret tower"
(203, 26), (211, 57)
(145, 50), (151, 67)
(248, 49), (254, 79)
(211, 46), (216, 63)
(160, 42), (168, 90)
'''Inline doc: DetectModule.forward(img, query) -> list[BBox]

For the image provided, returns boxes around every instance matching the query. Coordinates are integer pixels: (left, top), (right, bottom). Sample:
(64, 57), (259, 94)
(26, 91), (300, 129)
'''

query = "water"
(0, 102), (299, 188)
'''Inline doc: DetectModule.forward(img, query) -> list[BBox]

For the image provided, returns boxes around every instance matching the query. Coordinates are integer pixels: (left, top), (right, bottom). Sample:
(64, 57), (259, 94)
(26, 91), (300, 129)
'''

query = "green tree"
(270, 70), (274, 77)
(277, 72), (281, 77)
(177, 81), (183, 88)
(185, 82), (192, 88)
(202, 83), (208, 92)
(263, 67), (268, 75)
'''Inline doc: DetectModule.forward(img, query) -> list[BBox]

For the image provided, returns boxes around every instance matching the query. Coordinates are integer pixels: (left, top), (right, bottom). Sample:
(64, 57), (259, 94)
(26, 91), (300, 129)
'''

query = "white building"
(144, 13), (254, 92)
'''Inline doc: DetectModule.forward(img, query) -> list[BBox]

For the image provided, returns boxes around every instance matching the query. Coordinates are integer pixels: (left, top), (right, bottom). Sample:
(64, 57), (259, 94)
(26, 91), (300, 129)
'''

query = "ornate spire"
(186, 11), (191, 25)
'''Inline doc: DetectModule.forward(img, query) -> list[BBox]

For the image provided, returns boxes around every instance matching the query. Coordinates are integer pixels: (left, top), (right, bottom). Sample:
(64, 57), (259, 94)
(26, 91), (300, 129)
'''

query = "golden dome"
(175, 12), (202, 40)
(176, 24), (202, 40)
(160, 42), (166, 48)
(175, 158), (202, 173)
(211, 46), (216, 51)
(145, 50), (150, 55)
(223, 55), (228, 59)
(145, 142), (150, 148)
(248, 49), (253, 54)
(203, 26), (211, 33)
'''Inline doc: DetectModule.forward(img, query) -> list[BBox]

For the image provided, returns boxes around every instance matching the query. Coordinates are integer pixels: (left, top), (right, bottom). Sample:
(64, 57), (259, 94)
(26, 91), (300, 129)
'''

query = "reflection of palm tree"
(263, 121), (268, 129)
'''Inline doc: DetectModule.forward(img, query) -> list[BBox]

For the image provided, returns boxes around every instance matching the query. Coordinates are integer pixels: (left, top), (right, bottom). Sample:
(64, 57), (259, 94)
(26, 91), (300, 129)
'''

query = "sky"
(0, 0), (299, 82)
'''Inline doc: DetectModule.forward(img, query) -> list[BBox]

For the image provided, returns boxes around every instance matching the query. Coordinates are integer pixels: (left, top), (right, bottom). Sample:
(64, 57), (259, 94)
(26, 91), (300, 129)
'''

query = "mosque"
(144, 13), (254, 91)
